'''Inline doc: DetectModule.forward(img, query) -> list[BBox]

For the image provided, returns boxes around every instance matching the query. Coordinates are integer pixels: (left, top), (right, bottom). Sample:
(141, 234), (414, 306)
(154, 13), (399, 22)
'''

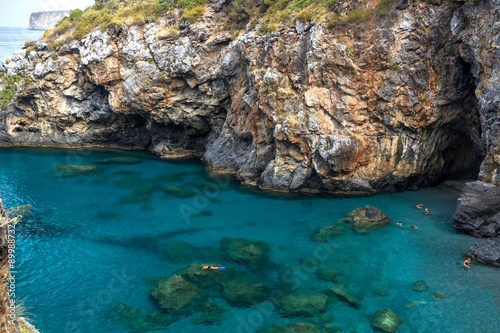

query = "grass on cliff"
(43, 0), (394, 48)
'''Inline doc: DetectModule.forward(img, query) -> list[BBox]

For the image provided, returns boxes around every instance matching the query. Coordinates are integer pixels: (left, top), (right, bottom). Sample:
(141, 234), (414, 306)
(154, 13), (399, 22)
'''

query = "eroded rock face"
(29, 11), (70, 30)
(0, 0), (498, 196)
(453, 181), (500, 237)
(370, 309), (403, 333)
(467, 239), (500, 267)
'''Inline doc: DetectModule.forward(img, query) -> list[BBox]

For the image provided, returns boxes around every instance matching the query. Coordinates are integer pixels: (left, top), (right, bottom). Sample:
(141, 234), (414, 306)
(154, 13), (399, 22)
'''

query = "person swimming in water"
(397, 221), (403, 227)
(409, 225), (418, 229)
(202, 265), (225, 270)
(463, 258), (471, 270)
(416, 203), (423, 209)
(424, 208), (429, 215)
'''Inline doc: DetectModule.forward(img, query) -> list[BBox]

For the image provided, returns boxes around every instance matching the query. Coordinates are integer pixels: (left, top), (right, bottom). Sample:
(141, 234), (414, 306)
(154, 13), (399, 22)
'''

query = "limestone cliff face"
(29, 11), (70, 30)
(1, 0), (498, 196)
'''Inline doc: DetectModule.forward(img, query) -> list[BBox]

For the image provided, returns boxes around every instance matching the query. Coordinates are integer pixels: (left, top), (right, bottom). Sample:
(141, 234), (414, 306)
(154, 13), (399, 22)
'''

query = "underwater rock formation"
(467, 239), (500, 267)
(6, 204), (33, 219)
(219, 237), (271, 269)
(310, 225), (345, 242)
(346, 205), (390, 234)
(151, 274), (207, 314)
(369, 309), (403, 333)
(412, 280), (429, 292)
(325, 284), (361, 309)
(278, 292), (328, 317)
(257, 323), (323, 333)
(51, 165), (99, 177)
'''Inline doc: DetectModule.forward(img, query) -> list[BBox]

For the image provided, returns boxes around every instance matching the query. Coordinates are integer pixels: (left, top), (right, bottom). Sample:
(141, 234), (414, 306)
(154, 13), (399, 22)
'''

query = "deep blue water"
(0, 27), (43, 61)
(0, 147), (498, 333)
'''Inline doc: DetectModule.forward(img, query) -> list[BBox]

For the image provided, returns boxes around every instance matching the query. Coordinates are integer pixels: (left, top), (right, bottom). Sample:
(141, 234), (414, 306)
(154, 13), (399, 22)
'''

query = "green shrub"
(287, 0), (314, 10)
(70, 8), (84, 21)
(224, 0), (253, 29)
(375, 0), (393, 14)
(343, 8), (372, 24)
(0, 89), (14, 108)
(180, 4), (204, 23)
(23, 40), (36, 49)
(392, 63), (399, 70)
(25, 47), (36, 57)
(326, 14), (341, 28)
(295, 7), (315, 23)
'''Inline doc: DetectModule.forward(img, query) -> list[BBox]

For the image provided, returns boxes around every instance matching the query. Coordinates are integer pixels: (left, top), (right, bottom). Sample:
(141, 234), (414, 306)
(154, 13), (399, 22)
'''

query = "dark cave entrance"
(441, 57), (485, 181)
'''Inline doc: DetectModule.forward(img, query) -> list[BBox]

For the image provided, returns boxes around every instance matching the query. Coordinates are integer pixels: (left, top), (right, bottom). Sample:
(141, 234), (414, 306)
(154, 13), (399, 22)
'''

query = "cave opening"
(442, 57), (485, 181)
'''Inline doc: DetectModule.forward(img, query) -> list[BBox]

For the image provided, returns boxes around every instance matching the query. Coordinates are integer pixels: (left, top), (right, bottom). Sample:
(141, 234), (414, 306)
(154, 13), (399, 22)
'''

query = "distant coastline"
(29, 11), (70, 30)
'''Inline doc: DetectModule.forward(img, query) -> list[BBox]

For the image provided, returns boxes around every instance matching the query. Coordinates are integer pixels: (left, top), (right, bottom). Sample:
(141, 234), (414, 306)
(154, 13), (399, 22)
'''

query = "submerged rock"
(467, 239), (500, 267)
(154, 172), (186, 182)
(219, 237), (270, 269)
(279, 292), (328, 317)
(404, 300), (427, 308)
(429, 292), (446, 301)
(310, 225), (345, 242)
(163, 186), (197, 198)
(326, 284), (361, 309)
(221, 275), (269, 307)
(373, 289), (391, 297)
(6, 204), (33, 219)
(51, 165), (99, 177)
(257, 323), (323, 333)
(177, 263), (230, 290)
(191, 300), (226, 325)
(96, 157), (141, 164)
(108, 302), (176, 332)
(315, 268), (344, 284)
(113, 176), (143, 188)
(346, 206), (391, 234)
(369, 309), (402, 333)
(151, 275), (206, 314)
(453, 181), (500, 237)
(96, 211), (120, 219)
(412, 280), (429, 292)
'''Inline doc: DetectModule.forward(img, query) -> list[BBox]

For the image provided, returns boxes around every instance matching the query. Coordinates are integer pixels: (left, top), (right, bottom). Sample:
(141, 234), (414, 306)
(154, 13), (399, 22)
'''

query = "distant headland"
(29, 11), (70, 30)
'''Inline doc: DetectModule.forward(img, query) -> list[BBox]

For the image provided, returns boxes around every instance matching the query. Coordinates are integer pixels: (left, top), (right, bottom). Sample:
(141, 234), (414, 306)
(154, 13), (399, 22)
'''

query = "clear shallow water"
(0, 27), (43, 61)
(0, 147), (498, 333)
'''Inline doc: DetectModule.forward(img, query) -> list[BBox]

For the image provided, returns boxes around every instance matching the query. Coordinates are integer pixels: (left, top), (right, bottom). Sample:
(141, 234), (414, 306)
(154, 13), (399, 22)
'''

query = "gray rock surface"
(467, 239), (500, 267)
(453, 181), (500, 237)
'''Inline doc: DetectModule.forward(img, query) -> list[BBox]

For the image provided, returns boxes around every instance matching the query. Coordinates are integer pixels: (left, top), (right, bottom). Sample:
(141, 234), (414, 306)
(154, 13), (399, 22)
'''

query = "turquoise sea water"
(0, 147), (498, 333)
(0, 27), (43, 61)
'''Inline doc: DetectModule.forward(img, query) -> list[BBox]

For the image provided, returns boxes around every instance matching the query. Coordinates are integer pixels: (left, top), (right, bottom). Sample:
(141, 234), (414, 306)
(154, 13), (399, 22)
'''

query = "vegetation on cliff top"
(42, 0), (393, 48)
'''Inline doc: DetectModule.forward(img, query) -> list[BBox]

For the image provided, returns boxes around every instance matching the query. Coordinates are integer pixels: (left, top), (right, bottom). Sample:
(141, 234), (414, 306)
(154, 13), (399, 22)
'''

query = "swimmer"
(409, 225), (418, 229)
(463, 258), (471, 270)
(396, 221), (403, 227)
(416, 203), (423, 209)
(202, 265), (226, 270)
(424, 208), (429, 215)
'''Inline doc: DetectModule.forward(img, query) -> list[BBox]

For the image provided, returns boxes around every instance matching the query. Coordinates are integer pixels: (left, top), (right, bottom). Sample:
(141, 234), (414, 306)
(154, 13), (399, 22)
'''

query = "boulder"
(370, 309), (403, 333)
(310, 225), (345, 242)
(373, 289), (391, 297)
(6, 204), (33, 219)
(257, 323), (323, 333)
(219, 237), (270, 269)
(346, 206), (391, 234)
(51, 165), (99, 177)
(395, 0), (409, 10)
(151, 275), (206, 314)
(163, 186), (197, 198)
(412, 280), (429, 292)
(96, 157), (141, 164)
(326, 284), (361, 309)
(453, 181), (500, 237)
(467, 239), (500, 266)
(177, 263), (228, 289)
(279, 292), (328, 317)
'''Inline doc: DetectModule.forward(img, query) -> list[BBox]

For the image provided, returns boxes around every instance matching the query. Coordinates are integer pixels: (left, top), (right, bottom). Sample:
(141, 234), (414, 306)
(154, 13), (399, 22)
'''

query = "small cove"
(0, 147), (498, 333)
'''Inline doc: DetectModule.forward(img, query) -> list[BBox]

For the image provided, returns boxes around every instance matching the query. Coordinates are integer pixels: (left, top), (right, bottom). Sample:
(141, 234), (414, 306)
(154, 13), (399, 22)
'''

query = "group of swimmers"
(416, 203), (429, 215)
(395, 203), (430, 229)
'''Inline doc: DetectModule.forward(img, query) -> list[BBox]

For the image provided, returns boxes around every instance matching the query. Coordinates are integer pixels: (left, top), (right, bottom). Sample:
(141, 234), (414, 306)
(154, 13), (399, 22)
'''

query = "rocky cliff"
(29, 11), (71, 30)
(0, 0), (498, 200)
(0, 197), (12, 333)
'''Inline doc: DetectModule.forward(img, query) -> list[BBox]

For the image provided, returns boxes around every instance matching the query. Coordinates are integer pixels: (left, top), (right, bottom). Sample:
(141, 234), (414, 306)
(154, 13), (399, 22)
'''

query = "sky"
(0, 0), (95, 27)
